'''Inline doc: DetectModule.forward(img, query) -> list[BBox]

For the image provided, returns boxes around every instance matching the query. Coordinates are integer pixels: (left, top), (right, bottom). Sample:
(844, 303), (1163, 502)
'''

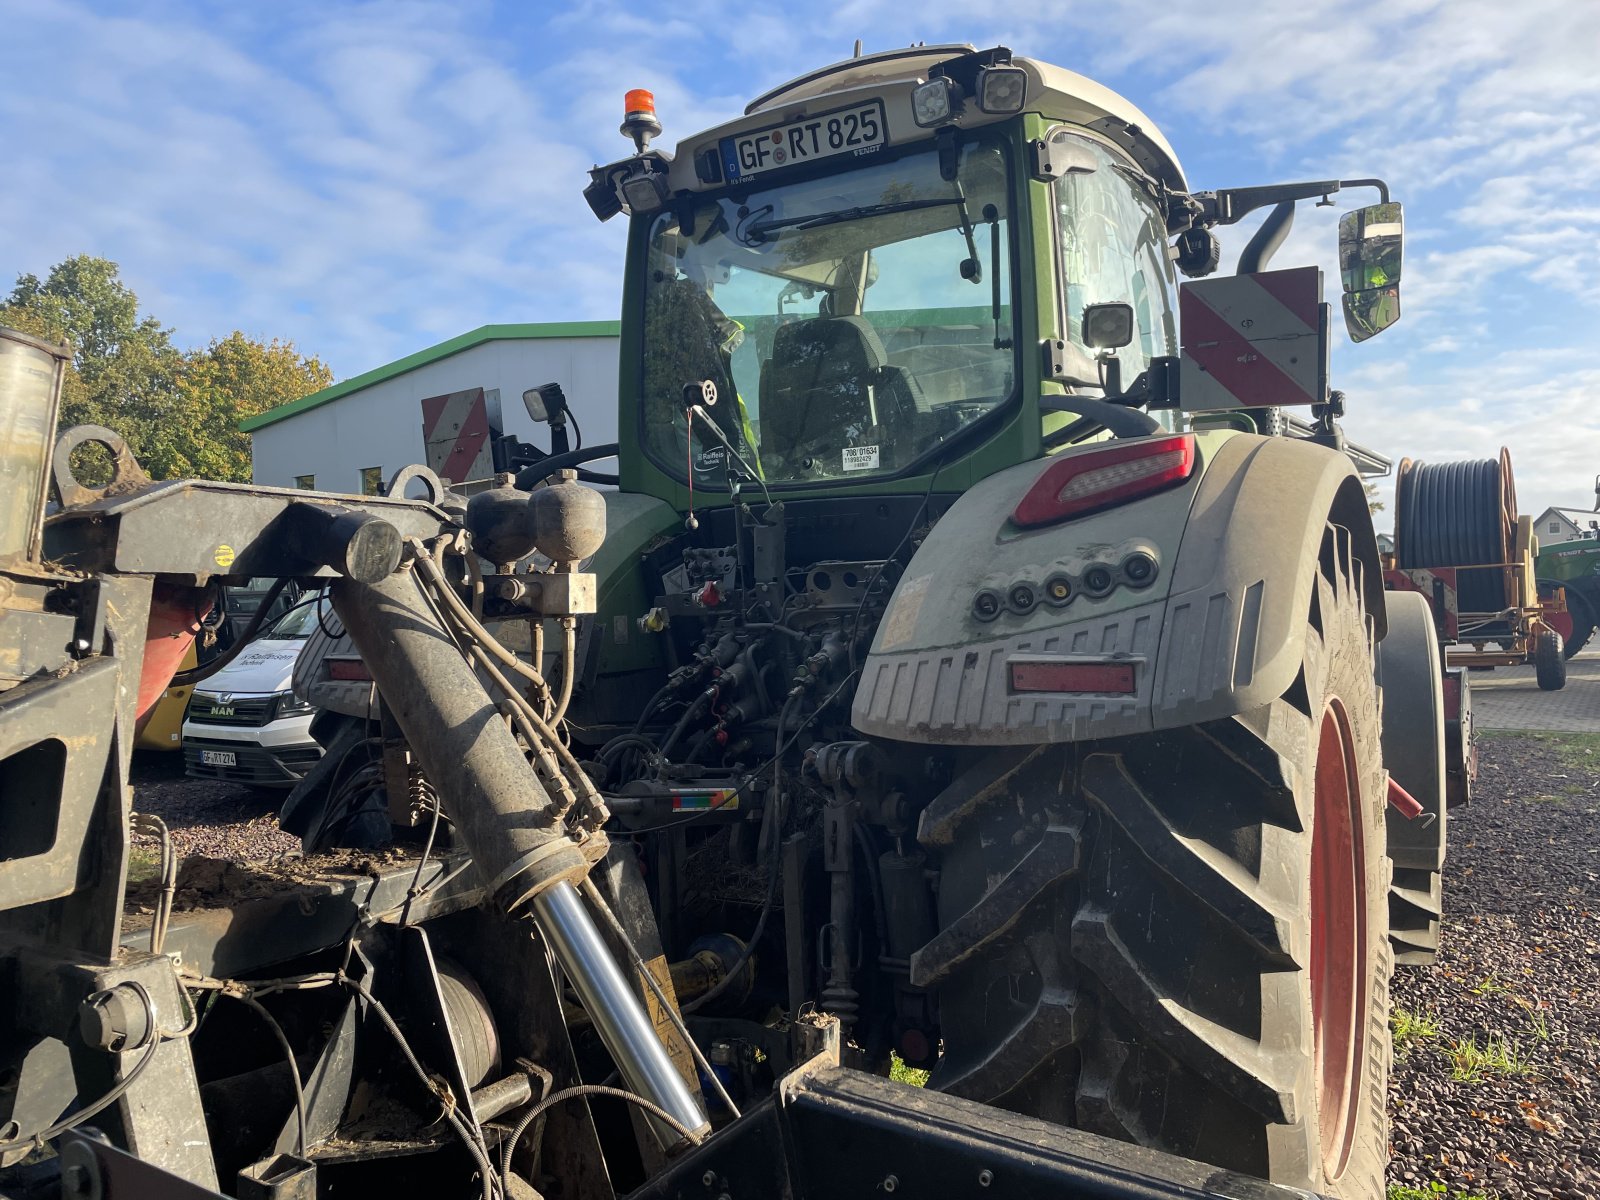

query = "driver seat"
(760, 316), (923, 468)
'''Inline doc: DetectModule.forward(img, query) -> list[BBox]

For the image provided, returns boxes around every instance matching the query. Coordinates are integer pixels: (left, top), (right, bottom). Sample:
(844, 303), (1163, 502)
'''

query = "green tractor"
(1537, 476), (1600, 658)
(310, 45), (1442, 1198)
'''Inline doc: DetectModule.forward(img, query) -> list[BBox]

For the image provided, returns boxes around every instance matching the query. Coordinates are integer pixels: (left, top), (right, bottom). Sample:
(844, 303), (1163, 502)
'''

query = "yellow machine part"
(135, 641), (197, 751)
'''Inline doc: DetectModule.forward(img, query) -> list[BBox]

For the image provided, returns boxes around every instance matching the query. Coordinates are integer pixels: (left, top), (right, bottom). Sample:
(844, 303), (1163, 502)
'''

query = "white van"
(182, 600), (323, 788)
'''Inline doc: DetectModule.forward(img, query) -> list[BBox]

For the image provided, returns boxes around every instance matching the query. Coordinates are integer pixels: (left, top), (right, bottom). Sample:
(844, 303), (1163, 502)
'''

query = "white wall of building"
(250, 335), (620, 492)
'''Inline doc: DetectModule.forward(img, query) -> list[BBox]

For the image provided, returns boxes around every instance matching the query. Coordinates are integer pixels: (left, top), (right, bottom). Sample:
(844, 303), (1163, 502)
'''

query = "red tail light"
(1013, 434), (1196, 529)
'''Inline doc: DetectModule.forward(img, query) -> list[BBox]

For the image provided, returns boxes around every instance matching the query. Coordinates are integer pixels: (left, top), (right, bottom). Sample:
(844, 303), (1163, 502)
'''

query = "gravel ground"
(130, 736), (1600, 1198)
(1389, 731), (1600, 1199)
(128, 749), (302, 862)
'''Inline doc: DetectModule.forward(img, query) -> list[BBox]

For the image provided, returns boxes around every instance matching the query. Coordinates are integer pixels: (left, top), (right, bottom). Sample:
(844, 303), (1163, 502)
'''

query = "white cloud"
(0, 0), (617, 374)
(2, 0), (1595, 517)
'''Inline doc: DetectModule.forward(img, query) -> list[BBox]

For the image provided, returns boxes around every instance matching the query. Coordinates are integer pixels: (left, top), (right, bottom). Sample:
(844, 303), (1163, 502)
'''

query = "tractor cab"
(580, 45), (1404, 512)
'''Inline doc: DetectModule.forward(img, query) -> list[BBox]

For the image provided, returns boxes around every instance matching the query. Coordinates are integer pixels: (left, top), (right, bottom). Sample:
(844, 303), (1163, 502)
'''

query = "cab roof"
(669, 44), (1187, 194)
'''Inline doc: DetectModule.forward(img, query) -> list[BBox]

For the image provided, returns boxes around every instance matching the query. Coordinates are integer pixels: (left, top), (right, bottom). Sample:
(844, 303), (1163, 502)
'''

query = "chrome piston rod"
(533, 882), (709, 1144)
(331, 562), (708, 1149)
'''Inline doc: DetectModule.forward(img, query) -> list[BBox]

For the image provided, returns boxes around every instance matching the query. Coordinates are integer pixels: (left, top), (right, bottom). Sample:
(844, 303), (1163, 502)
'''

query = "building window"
(295, 474), (315, 490)
(360, 467), (384, 496)
(1550, 521), (1562, 533)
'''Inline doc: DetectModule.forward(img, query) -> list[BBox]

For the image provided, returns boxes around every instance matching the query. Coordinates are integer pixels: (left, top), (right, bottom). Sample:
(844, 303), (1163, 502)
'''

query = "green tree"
(2, 255), (181, 455)
(2, 257), (331, 482)
(166, 333), (333, 481)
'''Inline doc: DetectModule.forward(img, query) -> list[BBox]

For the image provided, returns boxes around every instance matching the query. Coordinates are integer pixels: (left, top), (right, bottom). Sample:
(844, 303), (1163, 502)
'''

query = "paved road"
(1460, 643), (1600, 733)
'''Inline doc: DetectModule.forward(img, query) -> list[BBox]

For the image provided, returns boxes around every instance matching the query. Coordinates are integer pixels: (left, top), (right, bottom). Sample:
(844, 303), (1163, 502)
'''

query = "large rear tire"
(914, 525), (1391, 1196)
(1537, 580), (1594, 659)
(1568, 591), (1597, 657)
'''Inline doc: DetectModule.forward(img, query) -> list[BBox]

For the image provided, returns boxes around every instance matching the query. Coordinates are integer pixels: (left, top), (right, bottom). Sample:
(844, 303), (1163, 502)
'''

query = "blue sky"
(4, 0), (1598, 521)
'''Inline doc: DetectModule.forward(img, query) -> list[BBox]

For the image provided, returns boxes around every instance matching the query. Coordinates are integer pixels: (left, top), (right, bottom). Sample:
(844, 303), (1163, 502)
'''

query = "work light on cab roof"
(911, 48), (1028, 127)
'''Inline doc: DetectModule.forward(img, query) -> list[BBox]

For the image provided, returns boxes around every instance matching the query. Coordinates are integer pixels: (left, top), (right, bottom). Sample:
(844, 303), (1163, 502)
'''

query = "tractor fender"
(1149, 431), (1385, 728)
(852, 431), (1383, 745)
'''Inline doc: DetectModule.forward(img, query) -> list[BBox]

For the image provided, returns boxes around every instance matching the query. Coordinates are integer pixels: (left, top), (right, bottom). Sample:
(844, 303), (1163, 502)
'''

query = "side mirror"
(1082, 302), (1135, 350)
(1339, 201), (1403, 342)
(1593, 472), (1599, 512)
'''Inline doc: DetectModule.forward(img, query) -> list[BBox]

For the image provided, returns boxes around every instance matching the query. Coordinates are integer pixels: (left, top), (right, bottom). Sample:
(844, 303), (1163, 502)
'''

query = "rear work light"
(1010, 657), (1137, 694)
(1012, 434), (1196, 529)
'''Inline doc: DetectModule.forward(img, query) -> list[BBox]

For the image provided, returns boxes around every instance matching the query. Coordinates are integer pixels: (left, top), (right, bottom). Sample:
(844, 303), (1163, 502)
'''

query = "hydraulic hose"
(329, 562), (708, 1148)
(1395, 449), (1517, 615)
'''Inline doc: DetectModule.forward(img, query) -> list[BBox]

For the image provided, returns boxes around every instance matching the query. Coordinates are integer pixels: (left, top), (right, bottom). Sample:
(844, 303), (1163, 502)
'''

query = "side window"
(1053, 132), (1177, 382)
(360, 466), (383, 496)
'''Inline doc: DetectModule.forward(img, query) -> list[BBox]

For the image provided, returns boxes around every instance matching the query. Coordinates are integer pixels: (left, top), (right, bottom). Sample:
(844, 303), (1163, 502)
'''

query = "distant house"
(1535, 507), (1600, 546)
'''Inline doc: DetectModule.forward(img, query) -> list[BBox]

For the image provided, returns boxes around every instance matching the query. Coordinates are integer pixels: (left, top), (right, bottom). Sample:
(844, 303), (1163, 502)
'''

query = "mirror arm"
(1195, 177), (1389, 230)
(1338, 177), (1391, 204)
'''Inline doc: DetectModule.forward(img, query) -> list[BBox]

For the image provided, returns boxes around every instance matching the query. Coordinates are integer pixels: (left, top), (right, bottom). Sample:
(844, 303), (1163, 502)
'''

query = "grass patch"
(1478, 729), (1600, 770)
(1530, 1010), (1551, 1043)
(1526, 782), (1592, 805)
(889, 1053), (928, 1087)
(1388, 1184), (1496, 1200)
(1469, 973), (1510, 997)
(126, 845), (163, 887)
(1391, 1007), (1441, 1058)
(1446, 1034), (1533, 1082)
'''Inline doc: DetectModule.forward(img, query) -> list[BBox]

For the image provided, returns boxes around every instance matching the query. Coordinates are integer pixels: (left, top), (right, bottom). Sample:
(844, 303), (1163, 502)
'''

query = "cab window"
(1053, 132), (1177, 383)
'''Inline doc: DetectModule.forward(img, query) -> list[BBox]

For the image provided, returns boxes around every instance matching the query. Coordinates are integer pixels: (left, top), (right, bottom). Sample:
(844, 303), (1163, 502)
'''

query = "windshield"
(640, 140), (1014, 485)
(263, 599), (320, 641)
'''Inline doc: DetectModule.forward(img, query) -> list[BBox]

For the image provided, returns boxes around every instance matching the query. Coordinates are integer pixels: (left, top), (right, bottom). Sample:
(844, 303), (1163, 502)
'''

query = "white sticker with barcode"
(842, 445), (880, 472)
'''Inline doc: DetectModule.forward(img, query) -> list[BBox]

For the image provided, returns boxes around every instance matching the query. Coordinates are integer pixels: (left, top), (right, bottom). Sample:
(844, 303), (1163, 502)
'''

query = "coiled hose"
(1395, 448), (1517, 616)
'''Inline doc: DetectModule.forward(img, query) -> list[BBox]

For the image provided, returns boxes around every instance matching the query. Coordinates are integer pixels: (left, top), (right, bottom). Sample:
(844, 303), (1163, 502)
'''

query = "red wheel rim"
(1310, 700), (1367, 1181)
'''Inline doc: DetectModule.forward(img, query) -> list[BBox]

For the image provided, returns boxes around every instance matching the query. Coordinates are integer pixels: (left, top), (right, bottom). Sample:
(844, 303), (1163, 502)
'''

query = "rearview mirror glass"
(1339, 201), (1403, 342)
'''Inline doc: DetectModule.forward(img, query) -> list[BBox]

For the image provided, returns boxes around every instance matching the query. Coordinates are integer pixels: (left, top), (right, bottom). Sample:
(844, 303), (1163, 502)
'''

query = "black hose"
(513, 443), (620, 490)
(1395, 454), (1515, 615)
(168, 577), (291, 687)
(659, 691), (712, 759)
(630, 681), (677, 734)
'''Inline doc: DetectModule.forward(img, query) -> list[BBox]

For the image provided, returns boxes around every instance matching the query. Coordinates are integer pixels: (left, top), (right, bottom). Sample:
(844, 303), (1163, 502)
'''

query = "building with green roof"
(246, 321), (619, 493)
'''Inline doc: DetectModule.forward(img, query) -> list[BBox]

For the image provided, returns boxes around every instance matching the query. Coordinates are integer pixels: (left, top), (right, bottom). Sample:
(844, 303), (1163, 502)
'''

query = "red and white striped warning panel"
(421, 388), (502, 484)
(1179, 266), (1329, 411)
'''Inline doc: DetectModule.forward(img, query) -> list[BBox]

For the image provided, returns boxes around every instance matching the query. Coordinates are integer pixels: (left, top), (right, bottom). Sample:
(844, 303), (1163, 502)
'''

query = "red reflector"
(327, 658), (371, 681)
(1010, 659), (1137, 694)
(1013, 434), (1196, 529)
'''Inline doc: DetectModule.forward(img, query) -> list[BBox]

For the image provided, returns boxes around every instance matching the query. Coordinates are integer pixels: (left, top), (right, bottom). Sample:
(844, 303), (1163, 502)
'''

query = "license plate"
(209, 705), (235, 717)
(721, 100), (886, 182)
(200, 749), (237, 767)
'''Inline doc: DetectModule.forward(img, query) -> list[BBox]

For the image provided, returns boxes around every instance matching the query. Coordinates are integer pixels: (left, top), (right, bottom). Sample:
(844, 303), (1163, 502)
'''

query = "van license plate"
(200, 750), (237, 767)
(721, 100), (886, 182)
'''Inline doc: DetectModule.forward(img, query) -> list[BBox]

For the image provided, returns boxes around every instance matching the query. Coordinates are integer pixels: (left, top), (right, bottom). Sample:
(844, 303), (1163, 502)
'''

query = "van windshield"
(639, 141), (1015, 486)
(264, 600), (321, 641)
